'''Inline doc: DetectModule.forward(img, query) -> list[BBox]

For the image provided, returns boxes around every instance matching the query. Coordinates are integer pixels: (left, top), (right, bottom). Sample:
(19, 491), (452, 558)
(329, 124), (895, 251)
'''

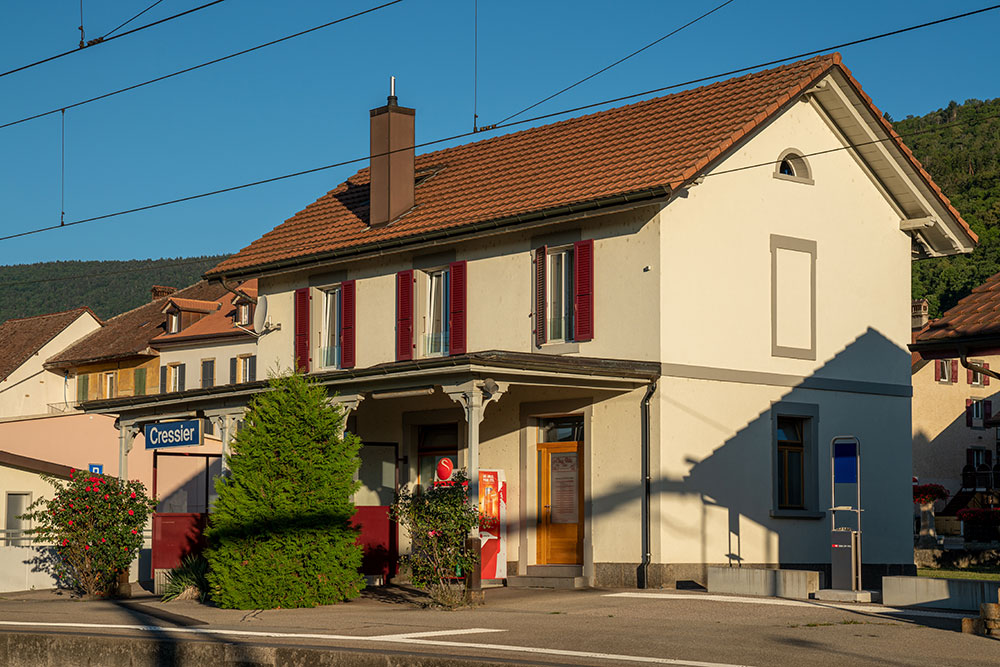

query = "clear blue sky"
(0, 0), (997, 265)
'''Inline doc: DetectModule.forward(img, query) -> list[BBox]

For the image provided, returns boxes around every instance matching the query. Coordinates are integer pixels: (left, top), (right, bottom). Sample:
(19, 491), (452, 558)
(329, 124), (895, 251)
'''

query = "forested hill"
(898, 98), (1000, 318)
(0, 256), (228, 323)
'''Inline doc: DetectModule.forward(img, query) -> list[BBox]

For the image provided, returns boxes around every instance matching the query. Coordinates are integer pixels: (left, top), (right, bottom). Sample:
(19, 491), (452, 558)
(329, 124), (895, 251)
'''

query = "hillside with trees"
(897, 98), (1000, 317)
(0, 256), (227, 323)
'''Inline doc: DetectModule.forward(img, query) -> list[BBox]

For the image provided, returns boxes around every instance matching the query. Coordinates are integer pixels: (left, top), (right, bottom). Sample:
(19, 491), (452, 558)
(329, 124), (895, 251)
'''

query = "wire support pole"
(473, 0), (479, 132)
(60, 109), (66, 226)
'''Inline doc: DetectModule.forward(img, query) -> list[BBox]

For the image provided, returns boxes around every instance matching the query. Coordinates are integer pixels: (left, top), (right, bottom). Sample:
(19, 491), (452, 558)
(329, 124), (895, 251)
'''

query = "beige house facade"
(88, 54), (974, 588)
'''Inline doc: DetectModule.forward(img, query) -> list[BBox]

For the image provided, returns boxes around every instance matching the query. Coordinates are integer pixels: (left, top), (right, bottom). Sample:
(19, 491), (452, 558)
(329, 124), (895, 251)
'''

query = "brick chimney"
(369, 76), (415, 227)
(151, 285), (177, 302)
(912, 298), (929, 330)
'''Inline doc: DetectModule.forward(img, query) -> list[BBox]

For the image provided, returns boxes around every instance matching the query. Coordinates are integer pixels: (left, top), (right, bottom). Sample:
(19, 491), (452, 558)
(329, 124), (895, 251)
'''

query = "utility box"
(831, 529), (860, 591)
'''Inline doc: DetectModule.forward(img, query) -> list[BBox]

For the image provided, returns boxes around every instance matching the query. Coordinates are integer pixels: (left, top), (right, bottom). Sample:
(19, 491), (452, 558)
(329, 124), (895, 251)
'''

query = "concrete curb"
(0, 631), (514, 667)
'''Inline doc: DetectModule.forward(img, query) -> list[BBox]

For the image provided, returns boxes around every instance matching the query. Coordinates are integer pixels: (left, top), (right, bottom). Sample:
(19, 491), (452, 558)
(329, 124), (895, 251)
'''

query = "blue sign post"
(144, 420), (203, 449)
(88, 463), (103, 475)
(830, 436), (862, 592)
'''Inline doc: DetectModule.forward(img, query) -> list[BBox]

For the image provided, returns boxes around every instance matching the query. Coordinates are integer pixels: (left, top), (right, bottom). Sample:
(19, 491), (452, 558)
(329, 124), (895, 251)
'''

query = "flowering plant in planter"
(913, 484), (949, 505)
(956, 508), (1000, 524)
(391, 469), (480, 607)
(20, 471), (155, 597)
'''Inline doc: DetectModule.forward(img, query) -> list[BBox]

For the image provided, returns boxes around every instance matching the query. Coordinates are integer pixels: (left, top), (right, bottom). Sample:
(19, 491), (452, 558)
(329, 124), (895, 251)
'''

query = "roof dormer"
(160, 297), (220, 335)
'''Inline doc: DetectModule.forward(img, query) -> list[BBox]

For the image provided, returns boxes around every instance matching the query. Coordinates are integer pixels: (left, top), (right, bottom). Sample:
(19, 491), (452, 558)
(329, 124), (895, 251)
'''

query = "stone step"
(507, 575), (588, 590)
(526, 565), (583, 578)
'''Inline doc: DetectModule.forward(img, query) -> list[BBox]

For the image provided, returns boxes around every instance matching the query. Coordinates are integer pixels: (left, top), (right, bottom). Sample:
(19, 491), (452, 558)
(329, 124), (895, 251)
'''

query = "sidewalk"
(0, 584), (996, 666)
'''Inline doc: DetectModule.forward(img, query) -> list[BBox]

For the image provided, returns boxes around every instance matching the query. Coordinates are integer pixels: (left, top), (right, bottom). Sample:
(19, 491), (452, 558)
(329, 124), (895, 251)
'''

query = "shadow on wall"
(587, 327), (913, 588)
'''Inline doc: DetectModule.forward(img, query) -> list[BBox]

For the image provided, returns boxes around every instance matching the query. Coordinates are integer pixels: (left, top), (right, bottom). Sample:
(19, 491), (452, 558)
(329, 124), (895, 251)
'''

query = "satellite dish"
(253, 295), (268, 332)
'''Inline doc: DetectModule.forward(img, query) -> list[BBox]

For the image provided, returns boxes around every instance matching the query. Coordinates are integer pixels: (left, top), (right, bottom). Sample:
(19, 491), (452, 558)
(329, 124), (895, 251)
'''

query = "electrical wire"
(0, 0), (406, 132)
(0, 0), (228, 81)
(102, 0), (168, 40)
(494, 0), (738, 126)
(0, 3), (997, 244)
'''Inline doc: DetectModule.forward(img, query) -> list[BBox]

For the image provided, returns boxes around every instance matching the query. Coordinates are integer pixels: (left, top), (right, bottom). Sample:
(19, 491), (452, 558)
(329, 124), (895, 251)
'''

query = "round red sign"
(436, 457), (454, 481)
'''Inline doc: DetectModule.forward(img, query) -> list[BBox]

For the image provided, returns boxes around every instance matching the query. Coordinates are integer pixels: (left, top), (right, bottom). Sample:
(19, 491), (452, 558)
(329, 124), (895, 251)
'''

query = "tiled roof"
(46, 281), (228, 368)
(914, 272), (1000, 344)
(0, 307), (99, 382)
(153, 280), (257, 343)
(164, 297), (219, 314)
(207, 53), (974, 278)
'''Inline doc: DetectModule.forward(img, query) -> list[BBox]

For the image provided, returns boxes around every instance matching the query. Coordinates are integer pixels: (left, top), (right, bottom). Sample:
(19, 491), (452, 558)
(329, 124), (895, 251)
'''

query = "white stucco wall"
(0, 312), (101, 419)
(157, 338), (257, 388)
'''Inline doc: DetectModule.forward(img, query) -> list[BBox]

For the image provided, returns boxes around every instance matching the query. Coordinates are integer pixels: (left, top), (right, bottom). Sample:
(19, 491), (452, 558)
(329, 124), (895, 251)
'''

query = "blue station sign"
(144, 420), (202, 449)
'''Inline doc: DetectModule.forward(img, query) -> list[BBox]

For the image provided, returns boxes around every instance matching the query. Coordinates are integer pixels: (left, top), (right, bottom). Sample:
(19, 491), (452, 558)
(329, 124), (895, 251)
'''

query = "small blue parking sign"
(89, 463), (103, 475)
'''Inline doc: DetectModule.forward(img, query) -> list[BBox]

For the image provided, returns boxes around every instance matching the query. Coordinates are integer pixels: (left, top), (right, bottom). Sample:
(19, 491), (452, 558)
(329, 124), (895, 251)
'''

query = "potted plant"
(912, 484), (949, 547)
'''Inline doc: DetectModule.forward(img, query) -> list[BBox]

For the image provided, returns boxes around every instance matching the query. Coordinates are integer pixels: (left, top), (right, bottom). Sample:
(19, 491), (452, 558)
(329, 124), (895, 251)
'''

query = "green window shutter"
(134, 368), (146, 396)
(76, 374), (89, 403)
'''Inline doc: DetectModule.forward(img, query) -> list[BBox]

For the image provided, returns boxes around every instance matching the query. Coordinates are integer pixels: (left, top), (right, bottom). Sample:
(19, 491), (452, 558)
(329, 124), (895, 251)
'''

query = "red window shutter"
(534, 246), (547, 347)
(934, 360), (941, 382)
(966, 398), (974, 427)
(985, 363), (991, 386)
(951, 360), (958, 383)
(341, 280), (356, 369)
(573, 239), (594, 341)
(967, 448), (976, 466)
(396, 270), (414, 361)
(294, 288), (311, 372)
(986, 400), (993, 422)
(969, 367), (974, 384)
(449, 261), (467, 356)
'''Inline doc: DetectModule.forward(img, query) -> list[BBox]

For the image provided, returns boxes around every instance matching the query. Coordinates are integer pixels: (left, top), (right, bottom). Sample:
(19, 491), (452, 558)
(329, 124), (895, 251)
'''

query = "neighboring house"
(88, 53), (974, 589)
(910, 277), (1000, 525)
(0, 451), (73, 592)
(151, 280), (259, 394)
(0, 307), (102, 418)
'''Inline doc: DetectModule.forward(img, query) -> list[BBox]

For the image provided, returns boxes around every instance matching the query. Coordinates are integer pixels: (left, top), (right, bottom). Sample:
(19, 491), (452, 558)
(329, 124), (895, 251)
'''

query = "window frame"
(770, 401), (823, 519)
(937, 359), (953, 383)
(168, 311), (181, 334)
(103, 371), (116, 399)
(772, 148), (814, 185)
(971, 360), (985, 386)
(236, 303), (251, 326)
(236, 354), (257, 383)
(545, 245), (574, 344)
(320, 285), (343, 369)
(423, 267), (451, 357)
(168, 364), (181, 393)
(4, 491), (31, 546)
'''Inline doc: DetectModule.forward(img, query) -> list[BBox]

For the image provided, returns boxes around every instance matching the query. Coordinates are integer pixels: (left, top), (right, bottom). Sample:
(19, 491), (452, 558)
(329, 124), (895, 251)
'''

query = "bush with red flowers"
(956, 508), (1000, 525)
(913, 484), (949, 505)
(20, 471), (155, 596)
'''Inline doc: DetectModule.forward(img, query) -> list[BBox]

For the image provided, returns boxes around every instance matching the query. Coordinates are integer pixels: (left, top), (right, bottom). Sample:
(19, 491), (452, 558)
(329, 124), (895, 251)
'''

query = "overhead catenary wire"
(0, 0), (406, 132)
(102, 0), (168, 40)
(493, 0), (738, 127)
(0, 3), (998, 245)
(0, 0), (228, 81)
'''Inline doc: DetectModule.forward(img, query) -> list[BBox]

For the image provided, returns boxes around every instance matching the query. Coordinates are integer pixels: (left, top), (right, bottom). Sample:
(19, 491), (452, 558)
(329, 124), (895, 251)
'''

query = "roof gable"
(0, 307), (100, 382)
(207, 53), (973, 278)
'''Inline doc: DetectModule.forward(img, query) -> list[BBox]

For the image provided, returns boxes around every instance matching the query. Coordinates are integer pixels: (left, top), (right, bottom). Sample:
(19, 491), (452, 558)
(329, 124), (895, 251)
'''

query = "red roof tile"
(0, 307), (99, 382)
(207, 54), (974, 278)
(164, 298), (219, 314)
(915, 272), (1000, 344)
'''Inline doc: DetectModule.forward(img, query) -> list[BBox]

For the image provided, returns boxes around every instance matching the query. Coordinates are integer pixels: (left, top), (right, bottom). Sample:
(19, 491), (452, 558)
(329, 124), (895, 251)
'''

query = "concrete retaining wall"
(0, 631), (513, 666)
(706, 567), (820, 600)
(882, 575), (1000, 612)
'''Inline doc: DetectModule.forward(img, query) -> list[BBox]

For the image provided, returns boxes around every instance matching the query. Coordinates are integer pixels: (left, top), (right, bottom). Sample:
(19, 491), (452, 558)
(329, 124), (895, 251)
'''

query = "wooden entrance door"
(537, 441), (583, 564)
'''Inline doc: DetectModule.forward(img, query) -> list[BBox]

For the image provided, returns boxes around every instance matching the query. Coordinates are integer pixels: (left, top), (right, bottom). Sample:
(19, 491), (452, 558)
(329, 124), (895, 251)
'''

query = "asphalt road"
(0, 585), (997, 666)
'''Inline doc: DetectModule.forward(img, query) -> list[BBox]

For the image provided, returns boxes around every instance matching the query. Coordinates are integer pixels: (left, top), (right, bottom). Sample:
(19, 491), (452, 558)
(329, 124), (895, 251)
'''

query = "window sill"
(769, 509), (825, 520)
(537, 341), (580, 355)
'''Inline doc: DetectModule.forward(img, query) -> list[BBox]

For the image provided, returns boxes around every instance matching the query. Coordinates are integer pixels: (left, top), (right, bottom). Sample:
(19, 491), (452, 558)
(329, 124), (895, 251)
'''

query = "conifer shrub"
(20, 471), (155, 597)
(205, 373), (364, 609)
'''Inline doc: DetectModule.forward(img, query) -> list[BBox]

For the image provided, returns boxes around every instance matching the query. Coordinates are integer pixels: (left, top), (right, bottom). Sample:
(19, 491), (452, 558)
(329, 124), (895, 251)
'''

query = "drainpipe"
(959, 348), (1000, 382)
(638, 379), (657, 589)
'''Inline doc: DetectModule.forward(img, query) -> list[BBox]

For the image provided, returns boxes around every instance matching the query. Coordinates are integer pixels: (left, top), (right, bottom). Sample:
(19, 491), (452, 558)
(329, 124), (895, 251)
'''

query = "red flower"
(131, 529), (137, 534)
(62, 539), (68, 546)
(68, 503), (73, 509)
(130, 492), (136, 499)
(127, 509), (134, 516)
(84, 545), (90, 551)
(104, 494), (109, 500)
(101, 538), (106, 543)
(68, 520), (73, 526)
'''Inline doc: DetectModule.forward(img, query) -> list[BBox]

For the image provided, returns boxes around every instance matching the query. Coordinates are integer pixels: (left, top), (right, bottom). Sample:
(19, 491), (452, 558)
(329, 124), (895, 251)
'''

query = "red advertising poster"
(478, 469), (506, 580)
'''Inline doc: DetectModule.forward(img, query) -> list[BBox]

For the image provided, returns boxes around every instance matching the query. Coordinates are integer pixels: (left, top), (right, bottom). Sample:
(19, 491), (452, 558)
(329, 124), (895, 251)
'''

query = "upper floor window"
(935, 359), (955, 383)
(168, 311), (181, 334)
(773, 149), (813, 185)
(425, 267), (450, 356)
(160, 363), (185, 393)
(322, 286), (342, 368)
(237, 303), (251, 326)
(969, 361), (989, 387)
(201, 359), (215, 389)
(103, 371), (117, 399)
(534, 240), (594, 347)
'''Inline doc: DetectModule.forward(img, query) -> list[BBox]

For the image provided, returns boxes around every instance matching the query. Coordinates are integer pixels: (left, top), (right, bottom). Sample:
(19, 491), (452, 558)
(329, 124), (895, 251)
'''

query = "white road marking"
(605, 592), (972, 619)
(0, 620), (752, 666)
